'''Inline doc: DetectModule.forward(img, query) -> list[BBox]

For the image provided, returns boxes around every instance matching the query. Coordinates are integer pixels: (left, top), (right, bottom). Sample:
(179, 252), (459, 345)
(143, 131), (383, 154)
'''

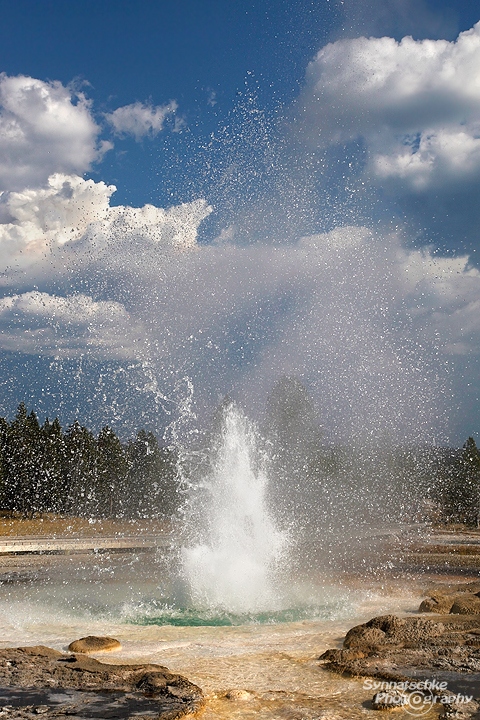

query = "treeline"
(1, 397), (479, 527)
(0, 403), (180, 519)
(270, 437), (480, 530)
(430, 436), (480, 527)
(304, 437), (480, 528)
(266, 377), (480, 528)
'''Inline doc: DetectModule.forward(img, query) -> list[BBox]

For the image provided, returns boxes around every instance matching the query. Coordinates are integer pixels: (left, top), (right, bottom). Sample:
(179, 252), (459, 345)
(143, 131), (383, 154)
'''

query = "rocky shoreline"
(0, 645), (205, 719)
(320, 581), (480, 718)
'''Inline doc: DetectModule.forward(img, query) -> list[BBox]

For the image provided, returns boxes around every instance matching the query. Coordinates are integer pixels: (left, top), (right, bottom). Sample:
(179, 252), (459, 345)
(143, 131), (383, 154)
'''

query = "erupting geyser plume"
(181, 404), (288, 614)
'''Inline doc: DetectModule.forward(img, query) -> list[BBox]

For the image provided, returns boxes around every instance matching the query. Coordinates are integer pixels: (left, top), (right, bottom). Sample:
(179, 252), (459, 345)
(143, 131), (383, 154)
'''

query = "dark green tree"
(0, 416), (9, 508)
(63, 422), (99, 516)
(437, 437), (480, 526)
(3, 404), (43, 516)
(97, 426), (128, 517)
(0, 404), (180, 520)
(457, 437), (480, 525)
(38, 418), (65, 513)
(126, 430), (179, 518)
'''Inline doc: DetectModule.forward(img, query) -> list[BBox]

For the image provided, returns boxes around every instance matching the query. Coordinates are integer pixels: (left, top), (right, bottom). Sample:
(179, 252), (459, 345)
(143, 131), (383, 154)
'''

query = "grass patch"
(0, 514), (173, 538)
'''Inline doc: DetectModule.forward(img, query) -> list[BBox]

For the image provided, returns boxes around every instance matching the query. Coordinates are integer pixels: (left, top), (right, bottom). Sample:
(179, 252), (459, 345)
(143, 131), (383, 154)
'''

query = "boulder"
(68, 636), (122, 653)
(419, 591), (480, 615)
(320, 614), (480, 717)
(319, 614), (480, 687)
(450, 595), (480, 615)
(342, 614), (444, 651)
(418, 593), (457, 613)
(223, 689), (254, 701)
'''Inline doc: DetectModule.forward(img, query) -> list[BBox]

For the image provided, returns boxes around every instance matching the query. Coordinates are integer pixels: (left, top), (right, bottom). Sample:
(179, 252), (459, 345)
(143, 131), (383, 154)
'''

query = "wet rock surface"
(320, 613), (480, 679)
(451, 596), (480, 615)
(0, 646), (205, 719)
(320, 613), (480, 717)
(419, 584), (480, 615)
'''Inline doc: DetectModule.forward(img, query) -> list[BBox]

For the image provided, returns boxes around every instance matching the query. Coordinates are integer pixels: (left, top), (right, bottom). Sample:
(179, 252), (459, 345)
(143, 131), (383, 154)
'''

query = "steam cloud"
(0, 180), (466, 442)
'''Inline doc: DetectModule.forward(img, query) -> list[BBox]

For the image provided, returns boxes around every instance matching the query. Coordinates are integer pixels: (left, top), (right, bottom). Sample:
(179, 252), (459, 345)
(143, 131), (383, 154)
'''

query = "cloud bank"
(0, 184), (468, 442)
(0, 173), (211, 281)
(0, 291), (143, 359)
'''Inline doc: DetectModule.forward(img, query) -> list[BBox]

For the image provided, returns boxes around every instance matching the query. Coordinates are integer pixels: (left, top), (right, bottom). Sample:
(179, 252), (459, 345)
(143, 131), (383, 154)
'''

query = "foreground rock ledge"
(0, 645), (205, 719)
(319, 614), (480, 717)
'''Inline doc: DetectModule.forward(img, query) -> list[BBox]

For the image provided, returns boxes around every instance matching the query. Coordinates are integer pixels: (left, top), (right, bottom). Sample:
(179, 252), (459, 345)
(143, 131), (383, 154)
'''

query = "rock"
(320, 613), (480, 681)
(0, 645), (205, 720)
(450, 596), (480, 615)
(344, 625), (387, 651)
(223, 689), (253, 701)
(67, 636), (122, 653)
(372, 689), (409, 710)
(136, 671), (169, 693)
(419, 593), (457, 613)
(441, 699), (480, 719)
(321, 613), (480, 718)
(419, 591), (480, 615)
(372, 689), (480, 716)
(318, 648), (367, 663)
(342, 614), (445, 651)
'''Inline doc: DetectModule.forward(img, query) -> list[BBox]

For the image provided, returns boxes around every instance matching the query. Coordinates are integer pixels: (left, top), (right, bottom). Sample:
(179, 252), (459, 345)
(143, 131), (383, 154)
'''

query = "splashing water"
(181, 404), (288, 615)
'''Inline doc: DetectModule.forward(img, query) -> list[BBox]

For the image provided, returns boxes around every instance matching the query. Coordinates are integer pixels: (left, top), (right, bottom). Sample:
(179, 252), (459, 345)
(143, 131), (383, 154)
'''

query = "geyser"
(180, 403), (288, 615)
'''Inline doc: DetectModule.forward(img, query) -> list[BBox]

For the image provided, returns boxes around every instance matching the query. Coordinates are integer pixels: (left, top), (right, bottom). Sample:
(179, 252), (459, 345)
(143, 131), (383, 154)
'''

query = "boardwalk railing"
(0, 536), (171, 555)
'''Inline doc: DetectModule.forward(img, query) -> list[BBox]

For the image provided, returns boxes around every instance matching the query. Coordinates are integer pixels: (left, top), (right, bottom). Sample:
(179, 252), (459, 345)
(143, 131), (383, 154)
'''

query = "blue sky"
(0, 0), (480, 444)
(0, 0), (335, 207)
(2, 0), (476, 210)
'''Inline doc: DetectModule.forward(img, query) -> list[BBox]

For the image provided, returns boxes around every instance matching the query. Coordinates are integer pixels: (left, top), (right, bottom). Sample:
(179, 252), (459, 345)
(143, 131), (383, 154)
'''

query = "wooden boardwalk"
(0, 536), (171, 555)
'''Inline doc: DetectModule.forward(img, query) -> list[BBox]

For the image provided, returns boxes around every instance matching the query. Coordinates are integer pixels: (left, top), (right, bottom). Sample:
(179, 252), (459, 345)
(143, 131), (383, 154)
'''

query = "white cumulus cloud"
(298, 21), (480, 191)
(0, 173), (212, 279)
(106, 100), (178, 140)
(0, 74), (107, 191)
(398, 249), (480, 356)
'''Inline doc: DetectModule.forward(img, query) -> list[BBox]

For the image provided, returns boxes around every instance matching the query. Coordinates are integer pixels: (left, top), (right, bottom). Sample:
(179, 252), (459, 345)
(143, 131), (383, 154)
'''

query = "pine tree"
(0, 416), (9, 509)
(3, 404), (43, 516)
(63, 422), (99, 516)
(126, 430), (179, 518)
(0, 402), (181, 520)
(440, 437), (480, 526)
(97, 426), (128, 517)
(458, 437), (480, 526)
(39, 418), (65, 513)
